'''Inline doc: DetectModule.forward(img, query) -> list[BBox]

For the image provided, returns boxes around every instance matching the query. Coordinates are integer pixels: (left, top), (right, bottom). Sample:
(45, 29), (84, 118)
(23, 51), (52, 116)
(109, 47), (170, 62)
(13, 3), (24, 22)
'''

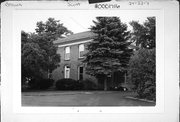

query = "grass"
(22, 91), (155, 106)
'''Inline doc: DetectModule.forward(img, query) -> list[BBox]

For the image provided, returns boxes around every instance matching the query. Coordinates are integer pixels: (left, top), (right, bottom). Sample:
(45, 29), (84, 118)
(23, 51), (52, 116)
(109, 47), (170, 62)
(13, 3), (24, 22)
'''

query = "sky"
(15, 10), (157, 34)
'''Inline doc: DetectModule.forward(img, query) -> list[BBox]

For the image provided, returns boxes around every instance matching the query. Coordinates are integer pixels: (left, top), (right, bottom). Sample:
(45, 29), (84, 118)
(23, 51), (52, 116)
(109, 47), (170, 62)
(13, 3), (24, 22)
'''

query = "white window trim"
(65, 46), (70, 60)
(64, 65), (70, 78)
(79, 44), (84, 58)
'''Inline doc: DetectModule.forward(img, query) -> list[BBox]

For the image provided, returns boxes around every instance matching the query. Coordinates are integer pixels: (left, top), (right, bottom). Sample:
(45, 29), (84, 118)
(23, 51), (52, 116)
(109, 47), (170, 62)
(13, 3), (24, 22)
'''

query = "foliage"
(129, 17), (156, 49)
(38, 79), (54, 90)
(21, 39), (46, 80)
(84, 17), (133, 90)
(55, 78), (81, 90)
(28, 78), (54, 90)
(35, 18), (72, 38)
(34, 18), (72, 74)
(55, 78), (98, 91)
(79, 79), (97, 90)
(22, 18), (72, 88)
(28, 77), (41, 90)
(128, 48), (156, 100)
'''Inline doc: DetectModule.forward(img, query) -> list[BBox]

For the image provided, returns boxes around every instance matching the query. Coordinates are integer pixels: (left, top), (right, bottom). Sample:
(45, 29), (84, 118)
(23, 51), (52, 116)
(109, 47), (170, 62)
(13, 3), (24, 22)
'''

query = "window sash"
(65, 46), (70, 60)
(65, 53), (70, 60)
(65, 46), (70, 53)
(79, 51), (84, 58)
(64, 66), (70, 78)
(79, 44), (84, 58)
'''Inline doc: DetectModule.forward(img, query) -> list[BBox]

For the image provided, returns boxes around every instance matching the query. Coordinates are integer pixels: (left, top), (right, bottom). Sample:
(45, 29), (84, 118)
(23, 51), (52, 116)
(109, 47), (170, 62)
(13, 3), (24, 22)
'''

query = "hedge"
(79, 79), (97, 90)
(55, 78), (98, 90)
(55, 78), (82, 90)
(28, 78), (54, 90)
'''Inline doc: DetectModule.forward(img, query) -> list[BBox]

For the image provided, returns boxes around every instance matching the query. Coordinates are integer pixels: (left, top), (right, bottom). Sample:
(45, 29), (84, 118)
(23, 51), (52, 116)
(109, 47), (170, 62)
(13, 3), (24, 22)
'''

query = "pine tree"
(84, 17), (133, 90)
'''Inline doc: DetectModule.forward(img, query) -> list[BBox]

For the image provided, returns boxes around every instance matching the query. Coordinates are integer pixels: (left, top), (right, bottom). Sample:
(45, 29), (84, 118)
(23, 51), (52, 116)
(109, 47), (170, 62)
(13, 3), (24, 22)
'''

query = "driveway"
(22, 91), (155, 106)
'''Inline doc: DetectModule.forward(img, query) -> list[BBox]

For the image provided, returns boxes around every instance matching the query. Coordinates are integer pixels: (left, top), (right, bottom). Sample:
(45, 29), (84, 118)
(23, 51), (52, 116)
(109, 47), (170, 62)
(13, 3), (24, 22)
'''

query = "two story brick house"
(52, 31), (134, 90)
(52, 31), (98, 84)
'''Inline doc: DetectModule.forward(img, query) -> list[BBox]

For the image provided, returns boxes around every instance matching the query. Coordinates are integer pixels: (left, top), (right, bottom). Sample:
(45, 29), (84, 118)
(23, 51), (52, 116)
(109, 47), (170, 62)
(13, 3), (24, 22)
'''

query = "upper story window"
(65, 46), (70, 60)
(79, 44), (84, 58)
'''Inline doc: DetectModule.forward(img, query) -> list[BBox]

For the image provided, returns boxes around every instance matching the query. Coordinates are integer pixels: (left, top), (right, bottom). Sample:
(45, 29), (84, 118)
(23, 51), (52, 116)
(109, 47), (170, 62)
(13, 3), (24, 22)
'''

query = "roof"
(54, 31), (96, 45)
(54, 31), (139, 49)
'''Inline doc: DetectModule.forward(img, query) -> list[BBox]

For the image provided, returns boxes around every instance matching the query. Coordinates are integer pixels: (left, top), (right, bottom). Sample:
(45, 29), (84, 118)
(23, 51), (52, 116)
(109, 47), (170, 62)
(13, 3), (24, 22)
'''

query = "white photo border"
(12, 9), (164, 113)
(1, 1), (179, 122)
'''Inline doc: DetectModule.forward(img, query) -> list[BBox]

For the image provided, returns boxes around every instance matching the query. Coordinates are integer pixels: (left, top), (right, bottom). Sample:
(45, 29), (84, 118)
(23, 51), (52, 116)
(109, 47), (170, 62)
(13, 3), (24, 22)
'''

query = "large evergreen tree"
(84, 17), (132, 90)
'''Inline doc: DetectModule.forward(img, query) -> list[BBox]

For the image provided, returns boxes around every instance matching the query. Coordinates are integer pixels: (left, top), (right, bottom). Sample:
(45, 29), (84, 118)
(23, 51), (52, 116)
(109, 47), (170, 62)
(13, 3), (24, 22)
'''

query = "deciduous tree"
(128, 48), (156, 100)
(21, 18), (72, 89)
(34, 18), (73, 77)
(128, 17), (156, 100)
(130, 17), (155, 49)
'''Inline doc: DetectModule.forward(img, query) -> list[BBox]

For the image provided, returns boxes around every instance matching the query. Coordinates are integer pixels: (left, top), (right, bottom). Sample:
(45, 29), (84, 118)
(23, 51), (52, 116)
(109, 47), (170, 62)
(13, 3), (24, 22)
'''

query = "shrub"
(21, 77), (30, 91)
(79, 79), (97, 90)
(28, 78), (40, 90)
(28, 78), (54, 90)
(55, 78), (81, 90)
(128, 48), (156, 101)
(37, 79), (54, 90)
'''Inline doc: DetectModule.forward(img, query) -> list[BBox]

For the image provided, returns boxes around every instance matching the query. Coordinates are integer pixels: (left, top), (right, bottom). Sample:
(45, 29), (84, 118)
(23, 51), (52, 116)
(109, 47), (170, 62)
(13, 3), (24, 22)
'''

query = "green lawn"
(22, 91), (155, 106)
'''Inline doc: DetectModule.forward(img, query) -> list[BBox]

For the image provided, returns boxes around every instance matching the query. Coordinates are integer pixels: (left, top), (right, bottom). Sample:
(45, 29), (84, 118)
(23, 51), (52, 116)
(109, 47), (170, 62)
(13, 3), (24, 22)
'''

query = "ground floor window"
(64, 66), (70, 78)
(78, 66), (83, 80)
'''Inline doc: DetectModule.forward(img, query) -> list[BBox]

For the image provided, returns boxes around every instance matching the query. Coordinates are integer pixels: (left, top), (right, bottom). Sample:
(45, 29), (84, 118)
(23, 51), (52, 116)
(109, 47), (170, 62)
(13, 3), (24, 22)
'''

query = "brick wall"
(52, 42), (98, 84)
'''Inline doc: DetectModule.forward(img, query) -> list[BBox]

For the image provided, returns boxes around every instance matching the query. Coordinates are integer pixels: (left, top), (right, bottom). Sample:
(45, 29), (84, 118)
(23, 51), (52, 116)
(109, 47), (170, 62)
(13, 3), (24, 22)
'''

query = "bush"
(79, 79), (97, 90)
(28, 78), (54, 90)
(128, 48), (156, 101)
(38, 79), (54, 90)
(28, 78), (40, 90)
(55, 78), (82, 90)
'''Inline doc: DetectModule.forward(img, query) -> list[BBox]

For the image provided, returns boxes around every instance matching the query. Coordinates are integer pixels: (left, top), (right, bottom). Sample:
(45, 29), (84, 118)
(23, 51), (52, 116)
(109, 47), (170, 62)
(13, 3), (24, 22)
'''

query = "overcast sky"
(15, 10), (156, 34)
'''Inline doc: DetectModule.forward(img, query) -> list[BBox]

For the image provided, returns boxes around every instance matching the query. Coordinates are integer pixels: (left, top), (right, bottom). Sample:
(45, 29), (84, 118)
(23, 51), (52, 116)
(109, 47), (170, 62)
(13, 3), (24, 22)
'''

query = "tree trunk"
(104, 78), (108, 91)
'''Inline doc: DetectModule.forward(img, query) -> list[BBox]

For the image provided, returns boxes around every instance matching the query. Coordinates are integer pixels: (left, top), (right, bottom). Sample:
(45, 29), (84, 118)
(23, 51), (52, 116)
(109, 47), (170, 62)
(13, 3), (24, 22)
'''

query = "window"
(78, 66), (83, 80)
(64, 66), (70, 78)
(65, 46), (70, 60)
(79, 44), (84, 58)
